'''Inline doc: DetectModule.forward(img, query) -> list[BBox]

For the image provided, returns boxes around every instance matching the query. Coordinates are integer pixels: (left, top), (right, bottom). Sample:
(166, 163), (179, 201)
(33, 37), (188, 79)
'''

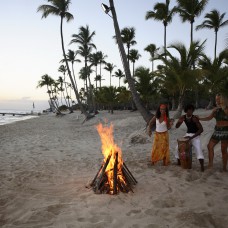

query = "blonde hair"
(220, 94), (228, 110)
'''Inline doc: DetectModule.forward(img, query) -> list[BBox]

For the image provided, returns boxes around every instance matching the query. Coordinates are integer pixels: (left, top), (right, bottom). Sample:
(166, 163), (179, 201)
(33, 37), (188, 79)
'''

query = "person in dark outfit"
(175, 104), (204, 171)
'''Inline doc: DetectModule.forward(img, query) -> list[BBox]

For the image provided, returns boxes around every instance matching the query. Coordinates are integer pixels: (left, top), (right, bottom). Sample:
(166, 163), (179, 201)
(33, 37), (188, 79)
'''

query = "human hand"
(170, 118), (174, 126)
(184, 136), (192, 141)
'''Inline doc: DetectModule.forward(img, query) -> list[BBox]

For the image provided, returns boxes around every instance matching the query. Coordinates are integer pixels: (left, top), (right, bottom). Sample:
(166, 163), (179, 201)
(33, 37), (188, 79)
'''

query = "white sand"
(0, 110), (228, 228)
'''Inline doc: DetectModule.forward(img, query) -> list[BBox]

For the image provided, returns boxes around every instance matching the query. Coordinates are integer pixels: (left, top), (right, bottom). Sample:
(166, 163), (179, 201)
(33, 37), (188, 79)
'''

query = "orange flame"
(96, 122), (125, 193)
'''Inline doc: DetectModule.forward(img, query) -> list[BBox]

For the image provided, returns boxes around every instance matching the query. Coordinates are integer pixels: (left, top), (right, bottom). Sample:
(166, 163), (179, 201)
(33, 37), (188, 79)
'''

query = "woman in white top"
(148, 104), (173, 165)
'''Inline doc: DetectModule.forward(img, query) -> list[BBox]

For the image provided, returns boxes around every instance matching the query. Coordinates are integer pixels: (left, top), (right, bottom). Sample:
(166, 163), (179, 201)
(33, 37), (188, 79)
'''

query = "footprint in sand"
(126, 209), (141, 216)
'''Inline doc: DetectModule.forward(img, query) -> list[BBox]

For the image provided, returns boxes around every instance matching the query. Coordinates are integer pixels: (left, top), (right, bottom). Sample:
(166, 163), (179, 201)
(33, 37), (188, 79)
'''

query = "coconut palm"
(58, 64), (72, 109)
(144, 44), (160, 72)
(120, 27), (137, 65)
(96, 86), (117, 114)
(145, 0), (176, 59)
(37, 74), (61, 113)
(134, 66), (154, 109)
(156, 40), (206, 118)
(176, 0), (208, 44)
(89, 52), (100, 90)
(37, 0), (91, 118)
(104, 63), (116, 86)
(70, 25), (96, 112)
(57, 76), (66, 106)
(97, 51), (107, 83)
(94, 75), (103, 88)
(61, 49), (81, 87)
(113, 69), (125, 87)
(116, 86), (132, 110)
(108, 0), (152, 123)
(196, 9), (228, 59)
(198, 49), (228, 108)
(128, 49), (141, 77)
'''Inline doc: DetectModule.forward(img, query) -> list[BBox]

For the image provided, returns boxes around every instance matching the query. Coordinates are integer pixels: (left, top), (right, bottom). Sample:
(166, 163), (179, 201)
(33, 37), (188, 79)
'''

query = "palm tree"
(109, 0), (152, 123)
(94, 75), (102, 88)
(145, 0), (176, 59)
(37, 74), (61, 113)
(70, 25), (96, 112)
(196, 9), (228, 59)
(57, 76), (66, 106)
(128, 49), (141, 77)
(58, 64), (72, 109)
(61, 49), (81, 87)
(198, 49), (228, 108)
(134, 66), (154, 109)
(113, 69), (125, 87)
(144, 44), (160, 72)
(104, 63), (116, 86)
(89, 52), (100, 89)
(97, 51), (107, 84)
(119, 27), (137, 65)
(116, 87), (132, 110)
(176, 0), (208, 44)
(156, 40), (206, 118)
(96, 86), (117, 114)
(37, 0), (90, 118)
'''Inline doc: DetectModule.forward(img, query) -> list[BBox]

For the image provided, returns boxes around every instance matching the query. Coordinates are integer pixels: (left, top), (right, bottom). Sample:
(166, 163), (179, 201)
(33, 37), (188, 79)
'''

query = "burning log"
(90, 123), (137, 195)
(123, 162), (137, 184)
(113, 152), (118, 195)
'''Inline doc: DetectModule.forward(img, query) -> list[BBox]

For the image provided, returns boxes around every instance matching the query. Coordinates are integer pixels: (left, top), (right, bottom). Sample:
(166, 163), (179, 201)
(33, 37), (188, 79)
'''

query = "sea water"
(0, 109), (39, 126)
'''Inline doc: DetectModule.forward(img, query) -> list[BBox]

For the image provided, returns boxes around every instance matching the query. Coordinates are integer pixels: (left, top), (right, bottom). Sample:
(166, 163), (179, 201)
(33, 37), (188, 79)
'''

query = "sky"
(0, 0), (227, 111)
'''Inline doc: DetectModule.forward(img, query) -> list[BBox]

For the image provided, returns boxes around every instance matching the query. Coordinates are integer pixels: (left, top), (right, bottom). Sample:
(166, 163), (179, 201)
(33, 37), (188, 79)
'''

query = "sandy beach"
(0, 109), (228, 228)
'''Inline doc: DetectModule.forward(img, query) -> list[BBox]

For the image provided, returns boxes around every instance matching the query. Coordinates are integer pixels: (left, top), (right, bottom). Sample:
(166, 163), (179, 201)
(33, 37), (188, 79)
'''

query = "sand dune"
(0, 110), (227, 228)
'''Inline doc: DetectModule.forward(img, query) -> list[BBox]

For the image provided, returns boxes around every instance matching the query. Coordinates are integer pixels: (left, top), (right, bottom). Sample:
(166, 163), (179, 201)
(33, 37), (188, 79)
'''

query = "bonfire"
(90, 123), (137, 195)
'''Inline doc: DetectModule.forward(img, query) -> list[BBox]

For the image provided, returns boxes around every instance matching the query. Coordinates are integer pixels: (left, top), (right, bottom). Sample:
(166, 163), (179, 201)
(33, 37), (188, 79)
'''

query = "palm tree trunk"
(110, 73), (112, 86)
(164, 24), (167, 60)
(171, 96), (175, 111)
(95, 66), (98, 89)
(109, 0), (152, 123)
(59, 16), (90, 118)
(190, 21), (193, 44)
(214, 31), (217, 60)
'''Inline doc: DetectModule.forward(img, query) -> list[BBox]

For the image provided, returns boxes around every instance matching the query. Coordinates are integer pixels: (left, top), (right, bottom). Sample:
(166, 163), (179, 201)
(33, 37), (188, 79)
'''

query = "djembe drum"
(177, 137), (192, 169)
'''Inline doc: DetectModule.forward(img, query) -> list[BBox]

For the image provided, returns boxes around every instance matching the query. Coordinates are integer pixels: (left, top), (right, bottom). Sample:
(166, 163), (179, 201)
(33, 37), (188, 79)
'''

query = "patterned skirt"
(211, 126), (228, 141)
(151, 131), (170, 165)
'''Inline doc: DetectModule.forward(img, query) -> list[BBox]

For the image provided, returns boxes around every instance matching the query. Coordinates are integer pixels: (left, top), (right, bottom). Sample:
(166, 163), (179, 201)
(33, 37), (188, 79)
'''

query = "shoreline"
(0, 110), (227, 227)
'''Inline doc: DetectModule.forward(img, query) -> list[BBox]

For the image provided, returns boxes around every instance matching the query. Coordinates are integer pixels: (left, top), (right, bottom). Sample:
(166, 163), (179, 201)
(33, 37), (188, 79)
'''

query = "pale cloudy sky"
(0, 0), (227, 110)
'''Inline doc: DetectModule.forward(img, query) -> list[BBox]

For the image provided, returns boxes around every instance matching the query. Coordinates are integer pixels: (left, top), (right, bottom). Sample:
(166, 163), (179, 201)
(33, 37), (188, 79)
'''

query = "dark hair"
(184, 104), (195, 113)
(155, 104), (169, 119)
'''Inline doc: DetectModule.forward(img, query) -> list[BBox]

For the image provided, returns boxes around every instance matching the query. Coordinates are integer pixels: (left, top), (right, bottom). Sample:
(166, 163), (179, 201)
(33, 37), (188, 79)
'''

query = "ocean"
(0, 109), (39, 126)
(0, 100), (50, 125)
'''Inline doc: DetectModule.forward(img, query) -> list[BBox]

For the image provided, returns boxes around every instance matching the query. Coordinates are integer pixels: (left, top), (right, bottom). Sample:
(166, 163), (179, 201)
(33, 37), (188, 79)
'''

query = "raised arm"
(175, 115), (185, 128)
(198, 108), (216, 121)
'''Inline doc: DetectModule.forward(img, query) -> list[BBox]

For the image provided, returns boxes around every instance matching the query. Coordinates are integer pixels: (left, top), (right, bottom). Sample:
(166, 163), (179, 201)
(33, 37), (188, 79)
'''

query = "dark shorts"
(211, 126), (228, 141)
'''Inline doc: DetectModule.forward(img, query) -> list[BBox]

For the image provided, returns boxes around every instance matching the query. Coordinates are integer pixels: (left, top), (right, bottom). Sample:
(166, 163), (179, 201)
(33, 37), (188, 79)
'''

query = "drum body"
(177, 137), (192, 169)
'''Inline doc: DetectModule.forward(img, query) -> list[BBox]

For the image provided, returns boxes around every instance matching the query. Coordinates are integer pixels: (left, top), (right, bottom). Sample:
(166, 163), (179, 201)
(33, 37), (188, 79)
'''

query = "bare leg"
(207, 139), (218, 168)
(221, 140), (228, 172)
(199, 159), (204, 172)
